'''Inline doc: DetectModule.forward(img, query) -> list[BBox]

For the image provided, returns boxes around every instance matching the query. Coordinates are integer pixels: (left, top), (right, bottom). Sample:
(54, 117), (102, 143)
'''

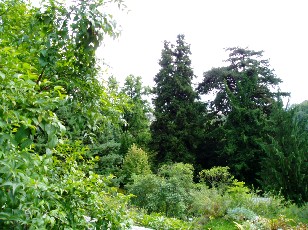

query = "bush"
(98, 153), (124, 187)
(122, 144), (151, 184)
(246, 192), (287, 218)
(51, 141), (133, 229)
(130, 209), (194, 230)
(226, 207), (257, 222)
(189, 184), (231, 218)
(199, 166), (234, 188)
(283, 202), (308, 224)
(127, 163), (194, 218)
(0, 140), (132, 229)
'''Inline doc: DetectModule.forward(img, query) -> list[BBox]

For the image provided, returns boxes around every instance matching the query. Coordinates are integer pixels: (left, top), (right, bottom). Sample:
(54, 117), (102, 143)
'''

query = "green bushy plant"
(189, 184), (231, 218)
(199, 166), (234, 188)
(50, 141), (132, 229)
(283, 202), (308, 223)
(98, 153), (124, 187)
(226, 207), (257, 222)
(126, 173), (163, 213)
(130, 209), (194, 230)
(127, 163), (194, 218)
(246, 192), (287, 218)
(226, 180), (252, 207)
(122, 144), (152, 184)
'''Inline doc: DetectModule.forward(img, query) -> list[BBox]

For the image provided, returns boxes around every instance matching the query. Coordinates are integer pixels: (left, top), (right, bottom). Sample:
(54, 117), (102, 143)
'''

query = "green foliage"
(151, 34), (205, 164)
(130, 209), (193, 230)
(190, 184), (231, 218)
(260, 101), (308, 204)
(50, 141), (132, 229)
(98, 153), (124, 187)
(120, 75), (152, 153)
(245, 193), (287, 218)
(199, 166), (234, 188)
(197, 47), (289, 185)
(283, 203), (308, 224)
(1, 0), (128, 156)
(226, 207), (257, 222)
(127, 163), (194, 218)
(122, 144), (152, 184)
(0, 140), (132, 228)
(0, 0), (133, 228)
(203, 218), (237, 230)
(158, 162), (194, 188)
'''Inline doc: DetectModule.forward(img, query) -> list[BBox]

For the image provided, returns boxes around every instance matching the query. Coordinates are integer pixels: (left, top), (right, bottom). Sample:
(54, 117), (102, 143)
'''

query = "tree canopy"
(151, 34), (204, 164)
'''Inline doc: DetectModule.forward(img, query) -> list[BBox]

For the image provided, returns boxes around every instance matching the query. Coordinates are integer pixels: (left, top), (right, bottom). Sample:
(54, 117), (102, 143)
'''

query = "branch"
(36, 65), (47, 84)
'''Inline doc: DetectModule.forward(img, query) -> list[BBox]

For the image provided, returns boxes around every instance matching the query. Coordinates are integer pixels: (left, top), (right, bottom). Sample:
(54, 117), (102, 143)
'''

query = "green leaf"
(0, 71), (5, 79)
(14, 125), (30, 144)
(20, 138), (33, 149)
(48, 135), (58, 148)
(1, 181), (24, 195)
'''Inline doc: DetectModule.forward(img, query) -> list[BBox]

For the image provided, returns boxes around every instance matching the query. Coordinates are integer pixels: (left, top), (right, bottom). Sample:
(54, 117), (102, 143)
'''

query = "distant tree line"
(147, 34), (307, 204)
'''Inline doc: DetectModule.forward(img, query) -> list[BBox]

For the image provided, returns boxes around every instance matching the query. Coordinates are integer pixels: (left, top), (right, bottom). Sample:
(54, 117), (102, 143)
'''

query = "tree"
(198, 47), (289, 116)
(120, 75), (152, 154)
(151, 34), (204, 164)
(215, 71), (268, 184)
(197, 47), (289, 185)
(122, 144), (152, 184)
(0, 1), (132, 228)
(260, 100), (308, 204)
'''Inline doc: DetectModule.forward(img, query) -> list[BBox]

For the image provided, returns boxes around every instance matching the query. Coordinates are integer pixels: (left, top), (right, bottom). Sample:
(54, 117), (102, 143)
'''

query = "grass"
(202, 219), (237, 230)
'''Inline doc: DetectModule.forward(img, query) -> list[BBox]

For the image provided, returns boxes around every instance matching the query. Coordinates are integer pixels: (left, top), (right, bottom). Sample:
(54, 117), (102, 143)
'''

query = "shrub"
(122, 144), (151, 184)
(127, 163), (194, 219)
(98, 153), (124, 187)
(0, 140), (132, 229)
(283, 202), (308, 223)
(226, 207), (257, 222)
(51, 141), (133, 229)
(226, 180), (252, 207)
(199, 166), (234, 188)
(130, 209), (194, 230)
(158, 163), (194, 192)
(246, 192), (287, 218)
(127, 173), (164, 213)
(189, 184), (231, 218)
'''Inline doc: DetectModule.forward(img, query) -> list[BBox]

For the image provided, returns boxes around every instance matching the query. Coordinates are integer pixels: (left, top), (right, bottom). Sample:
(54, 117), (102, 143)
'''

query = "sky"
(99, 0), (308, 105)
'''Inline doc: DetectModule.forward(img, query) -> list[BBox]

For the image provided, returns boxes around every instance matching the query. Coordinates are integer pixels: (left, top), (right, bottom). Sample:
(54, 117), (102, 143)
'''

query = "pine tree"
(260, 100), (308, 204)
(151, 34), (204, 164)
(197, 47), (289, 185)
(120, 75), (152, 153)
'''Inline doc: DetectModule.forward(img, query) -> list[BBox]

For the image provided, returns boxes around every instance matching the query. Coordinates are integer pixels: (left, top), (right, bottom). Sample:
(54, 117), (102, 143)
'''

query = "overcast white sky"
(100, 0), (307, 105)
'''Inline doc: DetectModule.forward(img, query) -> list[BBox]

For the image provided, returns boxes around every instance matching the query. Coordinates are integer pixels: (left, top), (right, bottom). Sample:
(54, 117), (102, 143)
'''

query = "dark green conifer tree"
(197, 47), (289, 185)
(260, 100), (308, 204)
(120, 75), (152, 153)
(151, 34), (204, 164)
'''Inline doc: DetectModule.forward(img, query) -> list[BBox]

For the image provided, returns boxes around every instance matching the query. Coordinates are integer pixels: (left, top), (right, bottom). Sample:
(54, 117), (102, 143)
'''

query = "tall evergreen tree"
(120, 75), (152, 153)
(151, 34), (204, 164)
(260, 100), (308, 204)
(197, 47), (289, 185)
(198, 47), (289, 116)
